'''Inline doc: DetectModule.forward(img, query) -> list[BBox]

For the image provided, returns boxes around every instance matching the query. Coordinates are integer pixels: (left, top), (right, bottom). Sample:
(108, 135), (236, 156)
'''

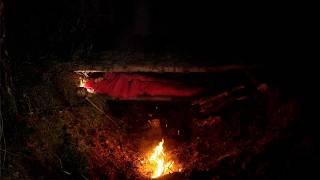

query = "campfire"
(149, 139), (174, 178)
(145, 139), (181, 179)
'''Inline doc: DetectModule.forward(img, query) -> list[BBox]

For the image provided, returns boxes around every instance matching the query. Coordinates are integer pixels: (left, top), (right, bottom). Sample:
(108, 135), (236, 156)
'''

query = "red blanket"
(83, 73), (202, 99)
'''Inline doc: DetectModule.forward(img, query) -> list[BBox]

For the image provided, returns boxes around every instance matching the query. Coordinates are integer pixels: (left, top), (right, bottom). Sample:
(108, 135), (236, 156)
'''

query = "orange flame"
(148, 139), (174, 179)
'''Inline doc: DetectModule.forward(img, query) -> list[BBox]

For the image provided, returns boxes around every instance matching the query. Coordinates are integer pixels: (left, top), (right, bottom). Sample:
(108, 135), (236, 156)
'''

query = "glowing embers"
(145, 139), (179, 179)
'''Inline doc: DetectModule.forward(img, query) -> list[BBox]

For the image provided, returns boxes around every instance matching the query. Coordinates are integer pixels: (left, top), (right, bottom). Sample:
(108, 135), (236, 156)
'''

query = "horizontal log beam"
(73, 64), (254, 73)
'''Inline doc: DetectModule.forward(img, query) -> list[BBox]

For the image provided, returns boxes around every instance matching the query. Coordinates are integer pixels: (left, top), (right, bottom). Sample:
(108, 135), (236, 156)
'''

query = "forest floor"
(1, 53), (313, 180)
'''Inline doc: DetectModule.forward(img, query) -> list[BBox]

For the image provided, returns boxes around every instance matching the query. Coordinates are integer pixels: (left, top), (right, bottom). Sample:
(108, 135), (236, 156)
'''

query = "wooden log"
(69, 51), (257, 73)
(192, 85), (245, 106)
(85, 94), (109, 114)
(73, 64), (253, 73)
(199, 96), (248, 113)
(191, 85), (249, 114)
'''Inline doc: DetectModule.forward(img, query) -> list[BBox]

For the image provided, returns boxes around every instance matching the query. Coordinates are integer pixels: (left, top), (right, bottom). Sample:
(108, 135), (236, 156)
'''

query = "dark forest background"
(5, 0), (315, 100)
(6, 0), (310, 61)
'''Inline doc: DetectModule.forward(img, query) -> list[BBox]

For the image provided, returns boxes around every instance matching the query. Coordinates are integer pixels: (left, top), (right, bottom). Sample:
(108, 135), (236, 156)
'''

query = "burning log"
(140, 139), (182, 179)
(148, 139), (174, 178)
